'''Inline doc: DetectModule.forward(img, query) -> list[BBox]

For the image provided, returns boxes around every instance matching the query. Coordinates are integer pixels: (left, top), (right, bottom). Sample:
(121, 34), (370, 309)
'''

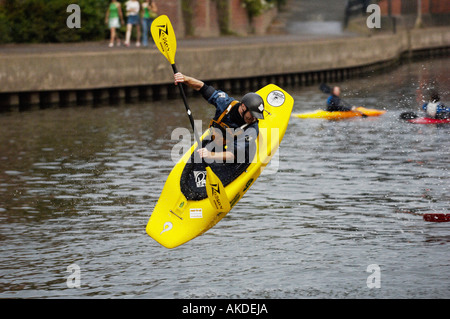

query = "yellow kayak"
(293, 107), (386, 120)
(146, 84), (294, 248)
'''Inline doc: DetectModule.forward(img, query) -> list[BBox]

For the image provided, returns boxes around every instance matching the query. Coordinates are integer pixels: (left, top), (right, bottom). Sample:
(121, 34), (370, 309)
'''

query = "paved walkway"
(0, 35), (357, 56)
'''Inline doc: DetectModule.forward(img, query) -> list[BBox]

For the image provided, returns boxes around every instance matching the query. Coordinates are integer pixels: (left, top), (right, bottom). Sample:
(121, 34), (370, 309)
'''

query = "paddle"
(151, 15), (230, 213)
(319, 83), (368, 118)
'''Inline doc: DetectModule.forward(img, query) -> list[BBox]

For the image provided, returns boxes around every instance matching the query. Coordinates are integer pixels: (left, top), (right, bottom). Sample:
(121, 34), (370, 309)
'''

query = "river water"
(0, 57), (449, 299)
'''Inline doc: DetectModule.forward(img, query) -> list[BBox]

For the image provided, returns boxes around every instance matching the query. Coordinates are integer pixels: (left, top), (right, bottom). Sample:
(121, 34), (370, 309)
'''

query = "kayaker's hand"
(174, 72), (185, 86)
(197, 148), (211, 158)
(174, 74), (204, 91)
(351, 106), (357, 111)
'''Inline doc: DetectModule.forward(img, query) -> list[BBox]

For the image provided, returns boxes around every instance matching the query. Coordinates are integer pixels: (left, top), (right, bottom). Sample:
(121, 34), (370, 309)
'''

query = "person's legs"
(125, 24), (132, 46)
(149, 18), (155, 45)
(109, 28), (115, 47)
(142, 18), (149, 47)
(136, 24), (141, 47)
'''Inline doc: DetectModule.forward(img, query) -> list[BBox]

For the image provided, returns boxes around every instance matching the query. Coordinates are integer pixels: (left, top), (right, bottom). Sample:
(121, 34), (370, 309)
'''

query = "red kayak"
(407, 117), (450, 124)
(423, 214), (450, 223)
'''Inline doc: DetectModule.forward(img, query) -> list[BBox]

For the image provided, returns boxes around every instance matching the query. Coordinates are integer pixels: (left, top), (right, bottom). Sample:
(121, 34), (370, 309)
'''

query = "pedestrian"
(141, 0), (158, 47)
(105, 0), (125, 47)
(124, 0), (141, 47)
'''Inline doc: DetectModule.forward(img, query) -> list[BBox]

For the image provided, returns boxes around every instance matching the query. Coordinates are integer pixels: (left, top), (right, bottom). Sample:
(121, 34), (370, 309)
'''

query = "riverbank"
(1, 26), (449, 110)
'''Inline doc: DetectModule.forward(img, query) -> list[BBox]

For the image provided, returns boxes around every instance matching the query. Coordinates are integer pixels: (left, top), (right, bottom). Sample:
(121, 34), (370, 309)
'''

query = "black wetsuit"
(326, 95), (352, 112)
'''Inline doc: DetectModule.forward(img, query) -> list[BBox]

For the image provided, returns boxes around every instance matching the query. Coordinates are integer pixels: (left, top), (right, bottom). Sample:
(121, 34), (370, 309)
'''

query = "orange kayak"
(293, 107), (387, 120)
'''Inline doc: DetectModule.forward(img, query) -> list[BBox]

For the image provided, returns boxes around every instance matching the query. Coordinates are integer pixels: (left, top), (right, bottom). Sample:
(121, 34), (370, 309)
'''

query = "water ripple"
(0, 58), (449, 298)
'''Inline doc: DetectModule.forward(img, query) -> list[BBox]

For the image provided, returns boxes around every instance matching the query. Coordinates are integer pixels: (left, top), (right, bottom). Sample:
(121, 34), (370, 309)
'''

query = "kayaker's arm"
(174, 72), (219, 103)
(197, 148), (235, 162)
(174, 73), (204, 91)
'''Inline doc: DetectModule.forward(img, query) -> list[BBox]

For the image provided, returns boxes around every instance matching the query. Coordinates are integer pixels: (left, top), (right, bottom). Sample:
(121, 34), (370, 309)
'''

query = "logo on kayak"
(230, 193), (240, 208)
(243, 178), (254, 192)
(190, 208), (203, 219)
(208, 183), (227, 211)
(194, 171), (206, 188)
(160, 222), (173, 235)
(267, 90), (285, 107)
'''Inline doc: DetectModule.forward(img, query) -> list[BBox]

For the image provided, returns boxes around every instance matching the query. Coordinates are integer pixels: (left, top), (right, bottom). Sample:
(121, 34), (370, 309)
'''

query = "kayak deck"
(293, 107), (386, 120)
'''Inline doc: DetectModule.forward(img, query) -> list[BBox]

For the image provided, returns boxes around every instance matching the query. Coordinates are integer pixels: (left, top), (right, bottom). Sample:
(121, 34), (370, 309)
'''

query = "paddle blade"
(399, 111), (418, 120)
(319, 83), (332, 94)
(205, 166), (230, 213)
(151, 15), (176, 65)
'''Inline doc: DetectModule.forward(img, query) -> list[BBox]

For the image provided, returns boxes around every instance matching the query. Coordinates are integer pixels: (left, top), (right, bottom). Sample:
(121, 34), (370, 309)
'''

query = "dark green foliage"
(0, 0), (110, 43)
(0, 0), (288, 43)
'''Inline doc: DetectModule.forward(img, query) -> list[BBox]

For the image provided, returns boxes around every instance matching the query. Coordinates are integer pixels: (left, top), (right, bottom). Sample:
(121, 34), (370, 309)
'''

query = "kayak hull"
(146, 84), (294, 248)
(293, 107), (386, 120)
(407, 117), (450, 124)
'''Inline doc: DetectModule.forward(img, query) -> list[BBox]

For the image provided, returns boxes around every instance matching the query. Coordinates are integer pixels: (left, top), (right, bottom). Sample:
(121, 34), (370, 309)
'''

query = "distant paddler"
(421, 90), (449, 119)
(400, 89), (450, 121)
(326, 86), (357, 112)
(319, 83), (369, 118)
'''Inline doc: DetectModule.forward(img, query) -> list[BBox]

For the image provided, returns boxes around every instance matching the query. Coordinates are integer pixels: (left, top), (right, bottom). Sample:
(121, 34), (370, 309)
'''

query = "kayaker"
(422, 90), (449, 119)
(326, 86), (356, 112)
(174, 72), (264, 163)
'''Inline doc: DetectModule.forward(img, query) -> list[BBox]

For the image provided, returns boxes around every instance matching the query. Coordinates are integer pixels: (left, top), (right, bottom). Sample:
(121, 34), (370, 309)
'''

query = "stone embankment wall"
(1, 27), (449, 109)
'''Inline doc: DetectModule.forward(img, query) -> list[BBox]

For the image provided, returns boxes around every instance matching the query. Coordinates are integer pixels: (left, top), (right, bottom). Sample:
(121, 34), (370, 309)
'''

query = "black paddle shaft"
(171, 64), (217, 170)
(320, 83), (332, 94)
(171, 64), (202, 146)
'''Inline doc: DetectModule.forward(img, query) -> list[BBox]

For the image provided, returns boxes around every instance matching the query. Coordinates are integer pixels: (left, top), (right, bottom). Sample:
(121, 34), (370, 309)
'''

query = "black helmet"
(241, 93), (265, 120)
(430, 89), (440, 102)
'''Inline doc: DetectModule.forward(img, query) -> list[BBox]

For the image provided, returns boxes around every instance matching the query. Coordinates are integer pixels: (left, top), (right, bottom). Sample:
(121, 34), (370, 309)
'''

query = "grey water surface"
(0, 58), (449, 298)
